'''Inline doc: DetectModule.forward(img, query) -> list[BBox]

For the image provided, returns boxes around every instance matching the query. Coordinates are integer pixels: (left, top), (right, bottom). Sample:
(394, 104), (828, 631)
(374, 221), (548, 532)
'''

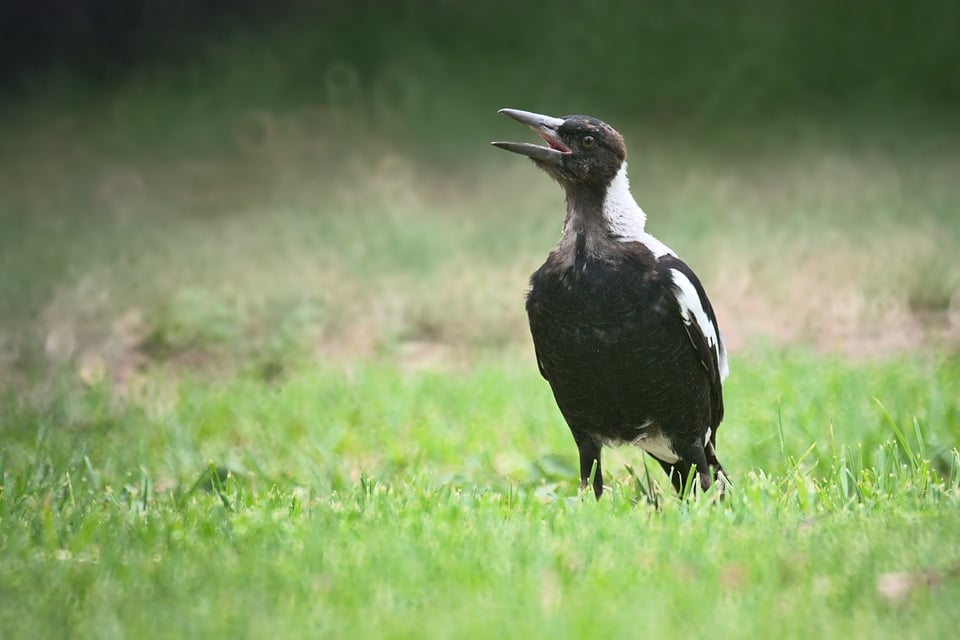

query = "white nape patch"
(631, 431), (680, 464)
(670, 268), (728, 380)
(603, 163), (675, 258)
(639, 232), (676, 259)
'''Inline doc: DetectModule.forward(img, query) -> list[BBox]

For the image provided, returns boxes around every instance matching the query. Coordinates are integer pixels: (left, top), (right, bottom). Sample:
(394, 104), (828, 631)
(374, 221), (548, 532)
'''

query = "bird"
(492, 108), (729, 499)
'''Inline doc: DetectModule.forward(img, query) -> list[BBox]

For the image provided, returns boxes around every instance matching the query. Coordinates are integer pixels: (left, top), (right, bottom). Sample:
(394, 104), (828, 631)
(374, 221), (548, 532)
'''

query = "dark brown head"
(492, 108), (626, 188)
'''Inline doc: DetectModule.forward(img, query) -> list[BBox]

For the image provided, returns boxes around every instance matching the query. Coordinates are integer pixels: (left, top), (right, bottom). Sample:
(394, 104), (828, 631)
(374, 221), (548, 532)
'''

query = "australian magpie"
(492, 108), (729, 499)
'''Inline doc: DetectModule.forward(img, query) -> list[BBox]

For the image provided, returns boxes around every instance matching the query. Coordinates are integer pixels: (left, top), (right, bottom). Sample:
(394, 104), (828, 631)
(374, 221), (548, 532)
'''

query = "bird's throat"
(557, 166), (645, 270)
(557, 201), (613, 273)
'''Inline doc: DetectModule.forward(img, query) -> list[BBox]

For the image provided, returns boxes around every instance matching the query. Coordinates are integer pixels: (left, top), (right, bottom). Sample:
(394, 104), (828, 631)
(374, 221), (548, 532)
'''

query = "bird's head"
(492, 108), (626, 188)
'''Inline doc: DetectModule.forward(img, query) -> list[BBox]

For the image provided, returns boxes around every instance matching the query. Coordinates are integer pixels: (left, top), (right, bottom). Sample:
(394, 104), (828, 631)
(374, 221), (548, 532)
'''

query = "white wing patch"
(600, 161), (728, 380)
(717, 334), (729, 380)
(670, 268), (729, 381)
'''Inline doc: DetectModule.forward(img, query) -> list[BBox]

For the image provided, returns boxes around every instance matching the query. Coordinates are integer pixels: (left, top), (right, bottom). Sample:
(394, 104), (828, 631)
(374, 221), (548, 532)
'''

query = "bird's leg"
(656, 458), (686, 494)
(591, 455), (604, 499)
(574, 434), (603, 499)
(659, 441), (713, 497)
(705, 440), (728, 494)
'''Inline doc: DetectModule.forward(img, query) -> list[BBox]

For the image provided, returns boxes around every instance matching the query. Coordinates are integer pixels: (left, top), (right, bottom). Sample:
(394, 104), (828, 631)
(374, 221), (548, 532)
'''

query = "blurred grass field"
(3, 3), (960, 637)
(3, 104), (958, 385)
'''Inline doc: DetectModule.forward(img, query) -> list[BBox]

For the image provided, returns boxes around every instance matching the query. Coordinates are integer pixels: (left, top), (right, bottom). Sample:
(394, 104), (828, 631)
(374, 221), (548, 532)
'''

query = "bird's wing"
(532, 342), (548, 380)
(658, 256), (727, 426)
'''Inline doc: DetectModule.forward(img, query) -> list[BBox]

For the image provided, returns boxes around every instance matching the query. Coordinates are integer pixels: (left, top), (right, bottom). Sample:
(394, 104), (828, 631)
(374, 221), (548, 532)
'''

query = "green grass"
(2, 354), (960, 638)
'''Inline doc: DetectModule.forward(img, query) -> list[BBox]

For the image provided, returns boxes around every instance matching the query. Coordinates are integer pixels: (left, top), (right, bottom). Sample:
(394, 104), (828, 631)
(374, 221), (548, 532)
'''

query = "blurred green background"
(1, 0), (959, 383)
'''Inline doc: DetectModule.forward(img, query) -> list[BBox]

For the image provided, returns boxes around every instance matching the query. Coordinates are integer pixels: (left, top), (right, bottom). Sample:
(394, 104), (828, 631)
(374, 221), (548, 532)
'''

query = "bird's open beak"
(491, 108), (570, 166)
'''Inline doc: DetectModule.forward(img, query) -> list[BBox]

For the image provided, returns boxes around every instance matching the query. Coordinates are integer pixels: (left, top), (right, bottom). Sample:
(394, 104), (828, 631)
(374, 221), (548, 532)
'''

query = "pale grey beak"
(491, 108), (570, 165)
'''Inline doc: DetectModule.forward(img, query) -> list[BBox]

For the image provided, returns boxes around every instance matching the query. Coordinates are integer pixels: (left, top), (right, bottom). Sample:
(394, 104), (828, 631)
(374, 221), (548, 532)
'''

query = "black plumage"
(493, 108), (728, 498)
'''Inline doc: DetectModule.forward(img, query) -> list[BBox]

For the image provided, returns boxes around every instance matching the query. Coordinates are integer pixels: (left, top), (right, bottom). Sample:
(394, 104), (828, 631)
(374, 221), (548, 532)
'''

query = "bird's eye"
(582, 135), (596, 149)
